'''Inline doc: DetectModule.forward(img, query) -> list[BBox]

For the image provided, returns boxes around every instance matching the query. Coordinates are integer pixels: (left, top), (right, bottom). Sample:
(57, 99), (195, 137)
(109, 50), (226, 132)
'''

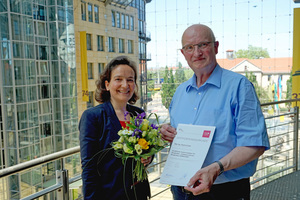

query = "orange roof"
(217, 57), (292, 73)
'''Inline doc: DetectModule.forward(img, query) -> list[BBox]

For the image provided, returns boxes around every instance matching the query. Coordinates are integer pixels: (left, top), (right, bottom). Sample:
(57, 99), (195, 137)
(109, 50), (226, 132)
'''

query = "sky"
(146, 0), (300, 68)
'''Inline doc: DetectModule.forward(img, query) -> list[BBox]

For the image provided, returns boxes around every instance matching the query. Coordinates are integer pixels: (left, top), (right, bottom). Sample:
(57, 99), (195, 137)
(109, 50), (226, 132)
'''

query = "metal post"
(56, 169), (69, 200)
(293, 106), (299, 171)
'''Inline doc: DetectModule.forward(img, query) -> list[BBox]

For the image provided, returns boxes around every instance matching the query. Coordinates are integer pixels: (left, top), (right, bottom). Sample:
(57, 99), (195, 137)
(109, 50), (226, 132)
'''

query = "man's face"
(181, 26), (219, 74)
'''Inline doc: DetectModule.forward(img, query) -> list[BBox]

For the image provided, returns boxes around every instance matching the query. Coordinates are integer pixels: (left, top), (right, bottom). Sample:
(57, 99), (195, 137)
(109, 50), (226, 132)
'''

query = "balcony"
(0, 99), (299, 200)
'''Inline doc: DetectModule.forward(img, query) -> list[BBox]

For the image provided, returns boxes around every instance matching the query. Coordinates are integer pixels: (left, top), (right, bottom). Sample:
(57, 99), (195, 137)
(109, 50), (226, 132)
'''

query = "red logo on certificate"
(202, 130), (211, 138)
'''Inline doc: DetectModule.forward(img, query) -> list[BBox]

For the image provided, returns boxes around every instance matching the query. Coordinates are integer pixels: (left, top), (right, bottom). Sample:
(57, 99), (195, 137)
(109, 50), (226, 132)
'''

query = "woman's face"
(105, 64), (136, 105)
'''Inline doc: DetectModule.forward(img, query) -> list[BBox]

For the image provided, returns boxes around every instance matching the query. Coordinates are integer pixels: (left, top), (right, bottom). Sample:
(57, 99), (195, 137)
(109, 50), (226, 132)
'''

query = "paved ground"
(250, 170), (300, 200)
(149, 170), (300, 200)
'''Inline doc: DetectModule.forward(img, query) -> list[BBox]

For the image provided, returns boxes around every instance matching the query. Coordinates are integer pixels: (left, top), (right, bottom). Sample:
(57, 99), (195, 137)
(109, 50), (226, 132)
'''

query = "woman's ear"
(105, 80), (109, 91)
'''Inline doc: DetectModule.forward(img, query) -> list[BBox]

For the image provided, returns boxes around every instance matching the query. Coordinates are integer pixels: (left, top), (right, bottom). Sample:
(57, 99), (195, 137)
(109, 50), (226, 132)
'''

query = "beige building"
(74, 0), (150, 117)
(217, 57), (292, 100)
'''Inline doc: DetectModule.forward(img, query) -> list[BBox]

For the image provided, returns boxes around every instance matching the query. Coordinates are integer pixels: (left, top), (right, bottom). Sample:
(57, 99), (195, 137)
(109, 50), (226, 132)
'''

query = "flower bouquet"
(112, 112), (166, 182)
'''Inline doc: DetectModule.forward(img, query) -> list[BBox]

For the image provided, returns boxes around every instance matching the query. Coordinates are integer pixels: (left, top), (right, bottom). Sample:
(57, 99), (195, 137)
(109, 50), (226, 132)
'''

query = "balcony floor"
(250, 170), (300, 200)
(150, 170), (300, 200)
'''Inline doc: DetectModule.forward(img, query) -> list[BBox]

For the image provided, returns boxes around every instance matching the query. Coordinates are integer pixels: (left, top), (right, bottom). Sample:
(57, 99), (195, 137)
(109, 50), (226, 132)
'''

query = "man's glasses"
(181, 41), (214, 53)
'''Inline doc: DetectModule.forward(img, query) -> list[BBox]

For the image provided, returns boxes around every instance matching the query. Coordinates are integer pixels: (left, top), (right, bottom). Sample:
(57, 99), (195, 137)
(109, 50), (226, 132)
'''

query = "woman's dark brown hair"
(95, 56), (139, 104)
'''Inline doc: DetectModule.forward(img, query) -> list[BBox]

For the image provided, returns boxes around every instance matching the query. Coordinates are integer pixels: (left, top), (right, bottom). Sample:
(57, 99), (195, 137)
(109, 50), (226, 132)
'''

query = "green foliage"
(236, 45), (270, 59)
(175, 62), (187, 89)
(161, 66), (176, 109)
(286, 72), (292, 106)
(245, 72), (270, 103)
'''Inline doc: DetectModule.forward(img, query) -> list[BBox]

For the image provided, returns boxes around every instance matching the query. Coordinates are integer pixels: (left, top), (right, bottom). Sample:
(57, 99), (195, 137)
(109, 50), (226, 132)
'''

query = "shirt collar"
(186, 64), (222, 92)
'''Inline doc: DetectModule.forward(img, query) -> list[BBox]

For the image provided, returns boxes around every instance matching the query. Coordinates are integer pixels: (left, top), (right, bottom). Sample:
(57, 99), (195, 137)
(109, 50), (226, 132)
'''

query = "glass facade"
(0, 0), (78, 199)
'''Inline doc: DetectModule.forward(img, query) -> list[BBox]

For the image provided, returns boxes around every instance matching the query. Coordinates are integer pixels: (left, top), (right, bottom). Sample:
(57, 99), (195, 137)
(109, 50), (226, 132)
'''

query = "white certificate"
(160, 123), (216, 186)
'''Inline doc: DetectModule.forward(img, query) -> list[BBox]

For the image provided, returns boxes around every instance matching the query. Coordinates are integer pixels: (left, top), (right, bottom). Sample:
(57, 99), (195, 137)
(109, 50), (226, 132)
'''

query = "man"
(160, 24), (270, 200)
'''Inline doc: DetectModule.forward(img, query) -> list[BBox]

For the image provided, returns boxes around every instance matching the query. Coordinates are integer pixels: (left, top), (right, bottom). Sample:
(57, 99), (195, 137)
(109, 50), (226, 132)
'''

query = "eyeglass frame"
(181, 41), (216, 53)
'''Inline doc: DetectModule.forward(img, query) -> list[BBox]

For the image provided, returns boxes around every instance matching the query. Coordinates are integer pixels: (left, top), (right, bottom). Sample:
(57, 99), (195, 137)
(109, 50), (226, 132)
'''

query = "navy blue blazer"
(79, 101), (150, 200)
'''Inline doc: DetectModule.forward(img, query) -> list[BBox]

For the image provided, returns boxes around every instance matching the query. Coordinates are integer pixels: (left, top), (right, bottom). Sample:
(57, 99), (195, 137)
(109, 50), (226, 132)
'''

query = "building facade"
(76, 0), (151, 117)
(0, 0), (151, 199)
(0, 1), (78, 199)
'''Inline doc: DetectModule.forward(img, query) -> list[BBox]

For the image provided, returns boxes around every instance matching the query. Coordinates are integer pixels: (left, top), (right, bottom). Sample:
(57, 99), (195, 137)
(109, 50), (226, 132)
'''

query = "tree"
(161, 66), (176, 109)
(175, 62), (186, 87)
(286, 72), (293, 106)
(245, 72), (270, 103)
(236, 45), (270, 59)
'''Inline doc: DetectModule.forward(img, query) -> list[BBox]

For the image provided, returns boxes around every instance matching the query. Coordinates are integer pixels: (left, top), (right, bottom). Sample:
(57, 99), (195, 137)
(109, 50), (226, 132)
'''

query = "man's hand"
(160, 124), (177, 142)
(183, 162), (220, 195)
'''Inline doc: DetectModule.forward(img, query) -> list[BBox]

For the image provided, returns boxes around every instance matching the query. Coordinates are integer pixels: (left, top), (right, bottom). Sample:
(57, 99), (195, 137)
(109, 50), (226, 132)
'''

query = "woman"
(79, 56), (151, 200)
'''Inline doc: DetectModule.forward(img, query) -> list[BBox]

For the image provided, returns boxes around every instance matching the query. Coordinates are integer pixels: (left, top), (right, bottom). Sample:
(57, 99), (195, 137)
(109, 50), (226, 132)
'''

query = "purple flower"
(135, 112), (146, 126)
(151, 124), (158, 130)
(123, 108), (129, 121)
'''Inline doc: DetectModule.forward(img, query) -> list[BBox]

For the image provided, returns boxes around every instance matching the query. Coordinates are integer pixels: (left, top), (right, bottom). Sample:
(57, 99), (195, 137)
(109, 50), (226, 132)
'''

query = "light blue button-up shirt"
(169, 64), (270, 184)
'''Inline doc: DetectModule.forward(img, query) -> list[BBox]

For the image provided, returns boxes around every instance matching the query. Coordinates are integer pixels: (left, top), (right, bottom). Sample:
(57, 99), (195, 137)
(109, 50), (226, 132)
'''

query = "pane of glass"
(23, 17), (34, 41)
(11, 14), (21, 40)
(26, 61), (36, 84)
(27, 86), (37, 101)
(40, 62), (48, 75)
(53, 99), (61, 120)
(13, 42), (23, 58)
(17, 104), (27, 129)
(61, 61), (69, 82)
(1, 41), (11, 59)
(0, 0), (7, 12)
(49, 23), (57, 44)
(52, 61), (59, 83)
(8, 132), (17, 148)
(16, 87), (26, 103)
(38, 45), (48, 60)
(87, 63), (93, 79)
(86, 34), (92, 50)
(0, 14), (9, 40)
(81, 1), (86, 21)
(88, 3), (93, 22)
(14, 61), (26, 85)
(2, 61), (12, 86)
(22, 1), (32, 15)
(28, 103), (38, 127)
(38, 22), (46, 36)
(94, 5), (99, 23)
(24, 43), (34, 59)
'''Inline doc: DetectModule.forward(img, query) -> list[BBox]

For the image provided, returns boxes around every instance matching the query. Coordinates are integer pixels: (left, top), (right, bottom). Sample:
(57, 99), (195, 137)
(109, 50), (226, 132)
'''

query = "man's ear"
(214, 41), (219, 55)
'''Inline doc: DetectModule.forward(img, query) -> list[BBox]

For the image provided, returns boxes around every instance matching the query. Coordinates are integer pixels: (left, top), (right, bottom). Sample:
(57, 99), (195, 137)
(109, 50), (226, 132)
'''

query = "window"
(97, 35), (104, 51)
(88, 3), (93, 22)
(87, 92), (94, 108)
(121, 14), (125, 29)
(125, 15), (129, 30)
(98, 63), (104, 75)
(86, 33), (92, 50)
(87, 63), (93, 79)
(130, 16), (134, 31)
(94, 5), (99, 23)
(119, 38), (124, 53)
(116, 12), (120, 28)
(111, 10), (115, 27)
(108, 37), (115, 52)
(128, 40), (133, 54)
(81, 1), (86, 21)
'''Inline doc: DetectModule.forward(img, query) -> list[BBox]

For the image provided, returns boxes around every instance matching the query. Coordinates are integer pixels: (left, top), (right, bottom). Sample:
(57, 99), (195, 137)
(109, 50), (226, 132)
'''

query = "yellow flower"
(138, 138), (149, 150)
(113, 143), (123, 150)
(135, 144), (142, 155)
(140, 119), (149, 131)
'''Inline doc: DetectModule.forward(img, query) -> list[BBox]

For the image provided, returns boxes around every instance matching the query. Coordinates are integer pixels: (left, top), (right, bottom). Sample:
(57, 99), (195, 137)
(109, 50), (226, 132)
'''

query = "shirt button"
(194, 107), (197, 110)
(198, 92), (201, 95)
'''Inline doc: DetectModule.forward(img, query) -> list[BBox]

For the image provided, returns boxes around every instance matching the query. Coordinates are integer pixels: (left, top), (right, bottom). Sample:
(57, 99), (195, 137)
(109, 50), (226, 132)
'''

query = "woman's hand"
(141, 156), (152, 166)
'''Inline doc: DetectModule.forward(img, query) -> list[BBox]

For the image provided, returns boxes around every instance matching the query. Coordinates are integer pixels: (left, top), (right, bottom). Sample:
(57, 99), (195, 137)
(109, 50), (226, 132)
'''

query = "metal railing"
(0, 99), (299, 200)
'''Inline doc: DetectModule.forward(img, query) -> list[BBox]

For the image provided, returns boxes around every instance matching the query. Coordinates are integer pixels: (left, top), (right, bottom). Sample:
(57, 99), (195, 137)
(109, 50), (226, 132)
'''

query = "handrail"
(0, 146), (80, 178)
